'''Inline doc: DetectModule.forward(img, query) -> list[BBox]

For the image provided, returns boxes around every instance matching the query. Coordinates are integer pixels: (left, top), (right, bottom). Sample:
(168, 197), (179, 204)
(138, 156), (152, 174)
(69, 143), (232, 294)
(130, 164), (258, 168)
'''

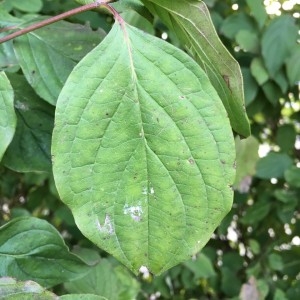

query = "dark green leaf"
(3, 73), (54, 172)
(236, 30), (259, 53)
(10, 0), (43, 13)
(286, 47), (300, 86)
(262, 16), (298, 77)
(241, 68), (258, 106)
(220, 12), (256, 40)
(184, 253), (216, 279)
(276, 124), (296, 153)
(256, 152), (293, 179)
(52, 22), (235, 275)
(250, 58), (269, 86)
(284, 166), (300, 188)
(246, 0), (267, 29)
(0, 217), (90, 288)
(13, 19), (105, 105)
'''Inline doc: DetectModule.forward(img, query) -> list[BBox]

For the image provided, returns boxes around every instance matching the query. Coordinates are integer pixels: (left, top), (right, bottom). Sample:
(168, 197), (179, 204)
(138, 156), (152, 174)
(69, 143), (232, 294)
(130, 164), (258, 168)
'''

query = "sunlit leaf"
(52, 22), (235, 275)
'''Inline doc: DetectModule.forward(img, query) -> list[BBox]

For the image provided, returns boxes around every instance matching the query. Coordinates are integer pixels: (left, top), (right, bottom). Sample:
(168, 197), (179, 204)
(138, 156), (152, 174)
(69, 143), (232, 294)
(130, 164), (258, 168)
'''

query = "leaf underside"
(52, 22), (235, 275)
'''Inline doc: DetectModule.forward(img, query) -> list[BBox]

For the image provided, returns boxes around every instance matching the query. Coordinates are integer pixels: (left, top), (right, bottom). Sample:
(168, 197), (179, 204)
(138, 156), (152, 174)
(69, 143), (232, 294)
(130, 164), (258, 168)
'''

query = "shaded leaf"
(250, 58), (269, 86)
(235, 30), (259, 53)
(10, 0), (43, 13)
(52, 22), (235, 275)
(184, 253), (216, 279)
(262, 15), (298, 77)
(3, 73), (54, 172)
(142, 0), (250, 136)
(0, 72), (16, 161)
(0, 217), (90, 288)
(13, 19), (105, 105)
(256, 152), (293, 179)
(241, 68), (258, 106)
(284, 166), (300, 188)
(246, 0), (267, 29)
(286, 47), (300, 86)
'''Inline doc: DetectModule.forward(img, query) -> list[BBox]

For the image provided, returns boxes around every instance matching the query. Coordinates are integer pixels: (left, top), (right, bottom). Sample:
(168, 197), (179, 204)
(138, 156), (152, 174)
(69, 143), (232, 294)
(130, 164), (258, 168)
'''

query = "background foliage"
(0, 0), (299, 299)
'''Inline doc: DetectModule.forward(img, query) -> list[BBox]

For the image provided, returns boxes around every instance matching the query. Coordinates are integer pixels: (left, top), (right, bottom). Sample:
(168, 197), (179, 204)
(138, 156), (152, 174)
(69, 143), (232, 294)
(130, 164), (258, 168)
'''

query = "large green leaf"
(0, 217), (90, 288)
(0, 72), (16, 161)
(141, 0), (250, 137)
(2, 74), (54, 172)
(52, 22), (235, 275)
(13, 19), (105, 105)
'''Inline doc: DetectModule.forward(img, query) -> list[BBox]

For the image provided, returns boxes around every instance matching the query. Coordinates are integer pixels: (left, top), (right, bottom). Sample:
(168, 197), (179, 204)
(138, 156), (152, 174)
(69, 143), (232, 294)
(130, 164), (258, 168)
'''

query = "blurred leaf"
(268, 253), (284, 271)
(10, 0), (43, 13)
(284, 166), (300, 188)
(2, 73), (54, 172)
(236, 30), (259, 53)
(274, 288), (289, 300)
(60, 295), (108, 300)
(221, 267), (242, 297)
(276, 124), (296, 153)
(64, 259), (140, 300)
(249, 239), (260, 255)
(234, 135), (259, 191)
(0, 72), (16, 161)
(286, 47), (300, 86)
(222, 252), (243, 272)
(121, 10), (154, 34)
(262, 16), (298, 77)
(274, 71), (288, 94)
(0, 277), (56, 299)
(262, 81), (282, 106)
(184, 253), (216, 279)
(241, 199), (271, 225)
(241, 68), (258, 106)
(0, 217), (90, 288)
(14, 19), (105, 105)
(220, 12), (256, 39)
(246, 0), (267, 29)
(256, 152), (293, 179)
(250, 58), (269, 86)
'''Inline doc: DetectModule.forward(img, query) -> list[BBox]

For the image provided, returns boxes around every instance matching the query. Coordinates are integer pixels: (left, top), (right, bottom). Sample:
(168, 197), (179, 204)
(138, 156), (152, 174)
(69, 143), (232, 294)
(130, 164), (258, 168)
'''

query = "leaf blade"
(52, 22), (235, 275)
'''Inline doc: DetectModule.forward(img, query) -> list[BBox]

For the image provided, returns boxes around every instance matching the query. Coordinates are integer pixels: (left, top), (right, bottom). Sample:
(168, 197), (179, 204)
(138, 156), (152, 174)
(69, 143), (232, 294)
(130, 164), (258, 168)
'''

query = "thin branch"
(0, 1), (107, 44)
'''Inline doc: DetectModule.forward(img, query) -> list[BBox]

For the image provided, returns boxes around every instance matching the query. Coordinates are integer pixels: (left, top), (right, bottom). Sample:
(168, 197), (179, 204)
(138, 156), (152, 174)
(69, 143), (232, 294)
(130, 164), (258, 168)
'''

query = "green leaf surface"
(52, 22), (235, 275)
(286, 47), (300, 86)
(246, 0), (267, 29)
(10, 0), (43, 13)
(284, 166), (300, 188)
(241, 68), (258, 106)
(64, 259), (140, 300)
(262, 15), (298, 77)
(2, 74), (54, 172)
(256, 152), (293, 179)
(235, 30), (259, 53)
(220, 12), (256, 40)
(13, 19), (105, 105)
(60, 295), (108, 300)
(0, 217), (90, 288)
(250, 58), (269, 86)
(184, 253), (216, 279)
(0, 277), (56, 300)
(276, 124), (296, 153)
(142, 0), (250, 137)
(0, 72), (16, 161)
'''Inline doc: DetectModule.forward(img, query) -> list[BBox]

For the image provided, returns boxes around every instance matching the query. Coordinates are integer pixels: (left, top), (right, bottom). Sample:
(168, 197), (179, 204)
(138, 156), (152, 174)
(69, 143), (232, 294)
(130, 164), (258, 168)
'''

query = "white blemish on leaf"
(124, 203), (143, 222)
(142, 187), (147, 195)
(139, 265), (150, 279)
(150, 187), (155, 195)
(96, 214), (114, 235)
(15, 101), (29, 111)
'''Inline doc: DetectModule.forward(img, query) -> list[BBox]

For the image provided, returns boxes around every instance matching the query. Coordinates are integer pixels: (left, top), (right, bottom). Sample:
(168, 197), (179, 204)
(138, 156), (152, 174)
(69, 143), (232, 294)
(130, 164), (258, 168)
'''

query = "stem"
(0, 1), (108, 44)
